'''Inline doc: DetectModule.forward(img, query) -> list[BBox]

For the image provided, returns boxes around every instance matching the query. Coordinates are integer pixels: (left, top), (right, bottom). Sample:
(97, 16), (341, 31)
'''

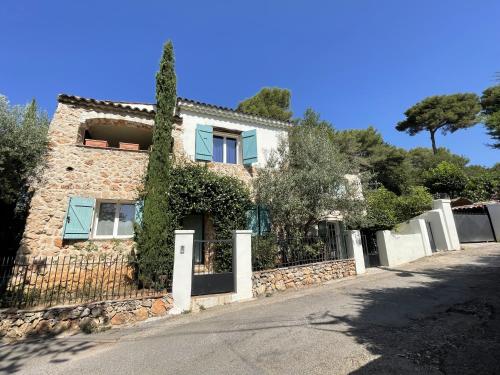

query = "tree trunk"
(430, 130), (437, 154)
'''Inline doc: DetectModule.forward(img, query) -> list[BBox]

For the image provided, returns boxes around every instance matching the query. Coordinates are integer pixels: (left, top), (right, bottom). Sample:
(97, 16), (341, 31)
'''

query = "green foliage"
(462, 165), (500, 201)
(169, 164), (252, 239)
(363, 186), (433, 230)
(237, 87), (293, 121)
(396, 93), (481, 153)
(481, 85), (500, 148)
(333, 126), (411, 194)
(252, 234), (279, 271)
(136, 41), (178, 280)
(423, 161), (468, 198)
(397, 186), (434, 220)
(364, 188), (399, 230)
(0, 95), (49, 255)
(481, 85), (500, 114)
(138, 161), (251, 281)
(254, 109), (364, 237)
(406, 147), (469, 183)
(0, 97), (49, 205)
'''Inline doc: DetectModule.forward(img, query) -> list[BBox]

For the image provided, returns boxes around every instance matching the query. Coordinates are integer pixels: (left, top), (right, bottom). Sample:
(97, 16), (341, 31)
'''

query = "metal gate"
(191, 239), (234, 296)
(453, 207), (496, 243)
(361, 230), (380, 267)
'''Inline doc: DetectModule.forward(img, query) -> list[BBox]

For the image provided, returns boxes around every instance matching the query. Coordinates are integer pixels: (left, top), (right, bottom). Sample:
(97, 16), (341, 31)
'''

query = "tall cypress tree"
(136, 41), (177, 281)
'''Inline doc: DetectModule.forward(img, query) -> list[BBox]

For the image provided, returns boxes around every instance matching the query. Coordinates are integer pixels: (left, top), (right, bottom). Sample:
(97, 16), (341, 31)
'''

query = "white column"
(410, 218), (432, 257)
(169, 230), (194, 315)
(346, 230), (365, 274)
(433, 199), (460, 250)
(376, 230), (391, 266)
(232, 230), (254, 302)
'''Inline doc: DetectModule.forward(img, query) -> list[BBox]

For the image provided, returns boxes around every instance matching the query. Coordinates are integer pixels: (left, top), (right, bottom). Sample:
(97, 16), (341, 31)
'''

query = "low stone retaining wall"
(0, 295), (172, 342)
(252, 259), (356, 297)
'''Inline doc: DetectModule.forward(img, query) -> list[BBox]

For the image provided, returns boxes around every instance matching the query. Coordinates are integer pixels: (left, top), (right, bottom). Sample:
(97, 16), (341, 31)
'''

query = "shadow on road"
(0, 333), (97, 374)
(2, 248), (500, 374)
(307, 251), (500, 374)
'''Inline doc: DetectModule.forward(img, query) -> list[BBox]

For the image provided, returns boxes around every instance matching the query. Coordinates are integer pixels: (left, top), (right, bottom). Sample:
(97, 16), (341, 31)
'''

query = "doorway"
(182, 214), (204, 264)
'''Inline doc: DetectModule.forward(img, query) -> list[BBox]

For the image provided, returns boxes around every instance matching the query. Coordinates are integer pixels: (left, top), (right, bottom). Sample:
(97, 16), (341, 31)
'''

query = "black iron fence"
(0, 255), (172, 309)
(252, 234), (349, 271)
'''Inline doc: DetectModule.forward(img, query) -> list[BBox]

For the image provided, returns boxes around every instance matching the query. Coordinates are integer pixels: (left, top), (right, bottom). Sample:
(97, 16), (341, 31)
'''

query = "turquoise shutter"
(195, 124), (213, 161)
(242, 129), (258, 166)
(258, 206), (271, 235)
(246, 207), (259, 235)
(134, 200), (144, 225)
(62, 197), (95, 239)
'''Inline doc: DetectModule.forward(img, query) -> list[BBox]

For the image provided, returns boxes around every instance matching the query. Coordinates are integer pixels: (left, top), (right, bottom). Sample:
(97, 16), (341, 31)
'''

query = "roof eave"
(177, 98), (292, 129)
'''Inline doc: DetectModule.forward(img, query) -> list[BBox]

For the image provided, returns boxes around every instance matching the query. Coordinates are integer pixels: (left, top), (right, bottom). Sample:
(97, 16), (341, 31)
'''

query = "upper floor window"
(213, 133), (238, 164)
(93, 201), (136, 239)
(195, 125), (257, 166)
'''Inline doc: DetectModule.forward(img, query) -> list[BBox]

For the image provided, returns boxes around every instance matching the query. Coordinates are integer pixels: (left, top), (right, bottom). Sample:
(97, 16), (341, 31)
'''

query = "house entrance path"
(2, 243), (500, 375)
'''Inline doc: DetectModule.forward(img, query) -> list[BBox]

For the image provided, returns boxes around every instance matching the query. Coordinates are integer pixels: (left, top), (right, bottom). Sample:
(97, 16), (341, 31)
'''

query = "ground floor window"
(93, 201), (136, 239)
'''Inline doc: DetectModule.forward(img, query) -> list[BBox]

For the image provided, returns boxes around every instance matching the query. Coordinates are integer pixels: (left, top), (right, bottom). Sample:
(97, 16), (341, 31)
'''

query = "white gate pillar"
(170, 230), (194, 315)
(232, 230), (254, 302)
(346, 230), (366, 274)
(433, 199), (460, 250)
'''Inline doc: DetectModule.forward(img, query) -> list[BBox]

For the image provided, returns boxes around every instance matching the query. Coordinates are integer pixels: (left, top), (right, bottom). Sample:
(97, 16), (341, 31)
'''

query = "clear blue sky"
(1, 1), (499, 166)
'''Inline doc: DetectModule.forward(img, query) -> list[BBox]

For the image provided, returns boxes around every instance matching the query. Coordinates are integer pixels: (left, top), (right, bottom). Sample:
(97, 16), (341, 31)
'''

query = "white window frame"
(212, 131), (241, 164)
(92, 200), (136, 239)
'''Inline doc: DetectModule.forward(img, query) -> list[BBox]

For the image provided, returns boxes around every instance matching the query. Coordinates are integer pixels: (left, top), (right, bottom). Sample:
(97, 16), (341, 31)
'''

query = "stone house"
(19, 94), (290, 258)
(19, 94), (359, 260)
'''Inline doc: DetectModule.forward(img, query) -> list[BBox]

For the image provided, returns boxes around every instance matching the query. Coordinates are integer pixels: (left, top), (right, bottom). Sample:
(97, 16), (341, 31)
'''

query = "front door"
(182, 214), (204, 264)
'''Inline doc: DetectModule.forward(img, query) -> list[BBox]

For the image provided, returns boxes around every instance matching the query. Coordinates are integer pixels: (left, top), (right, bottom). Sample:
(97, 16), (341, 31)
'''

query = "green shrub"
(363, 186), (432, 230)
(252, 235), (279, 270)
(423, 161), (468, 198)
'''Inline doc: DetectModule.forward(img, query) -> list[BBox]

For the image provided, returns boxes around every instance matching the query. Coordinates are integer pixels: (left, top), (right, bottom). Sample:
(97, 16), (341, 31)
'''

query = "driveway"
(2, 243), (500, 375)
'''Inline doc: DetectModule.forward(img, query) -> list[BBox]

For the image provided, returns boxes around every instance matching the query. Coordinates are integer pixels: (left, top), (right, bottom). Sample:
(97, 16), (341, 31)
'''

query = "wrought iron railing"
(251, 234), (349, 271)
(0, 255), (172, 309)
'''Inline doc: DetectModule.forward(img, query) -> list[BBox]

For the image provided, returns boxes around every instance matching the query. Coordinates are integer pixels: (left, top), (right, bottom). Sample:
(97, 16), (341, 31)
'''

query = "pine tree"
(136, 41), (177, 282)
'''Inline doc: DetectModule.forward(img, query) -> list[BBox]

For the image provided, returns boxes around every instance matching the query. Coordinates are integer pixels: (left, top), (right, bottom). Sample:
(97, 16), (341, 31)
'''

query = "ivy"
(169, 164), (252, 238)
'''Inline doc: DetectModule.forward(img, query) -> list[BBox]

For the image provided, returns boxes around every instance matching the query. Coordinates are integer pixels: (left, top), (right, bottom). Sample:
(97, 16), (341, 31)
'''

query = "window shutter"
(134, 200), (144, 225)
(62, 197), (95, 239)
(195, 124), (213, 161)
(258, 206), (271, 235)
(242, 129), (258, 166)
(246, 207), (259, 235)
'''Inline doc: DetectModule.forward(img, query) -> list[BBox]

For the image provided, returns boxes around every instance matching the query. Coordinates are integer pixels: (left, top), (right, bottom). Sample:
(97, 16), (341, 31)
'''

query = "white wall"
(374, 199), (461, 268)
(179, 108), (288, 168)
(377, 219), (428, 267)
(416, 209), (451, 251)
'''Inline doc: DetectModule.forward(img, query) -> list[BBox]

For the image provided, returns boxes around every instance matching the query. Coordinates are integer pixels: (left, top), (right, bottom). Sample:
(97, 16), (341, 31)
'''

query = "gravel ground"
(1, 242), (499, 375)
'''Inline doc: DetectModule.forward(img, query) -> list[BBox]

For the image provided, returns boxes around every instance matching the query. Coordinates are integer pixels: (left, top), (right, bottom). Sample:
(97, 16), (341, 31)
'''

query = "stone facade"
(0, 295), (172, 342)
(19, 102), (154, 257)
(252, 259), (356, 297)
(19, 97), (268, 258)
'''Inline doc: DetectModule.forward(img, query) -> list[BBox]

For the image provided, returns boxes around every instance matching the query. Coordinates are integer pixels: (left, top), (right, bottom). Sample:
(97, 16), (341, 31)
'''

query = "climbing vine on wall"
(169, 164), (252, 237)
(167, 164), (252, 272)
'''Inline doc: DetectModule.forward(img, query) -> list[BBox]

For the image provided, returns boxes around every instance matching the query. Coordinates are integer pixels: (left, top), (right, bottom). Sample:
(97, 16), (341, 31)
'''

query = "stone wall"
(0, 295), (172, 342)
(252, 259), (356, 297)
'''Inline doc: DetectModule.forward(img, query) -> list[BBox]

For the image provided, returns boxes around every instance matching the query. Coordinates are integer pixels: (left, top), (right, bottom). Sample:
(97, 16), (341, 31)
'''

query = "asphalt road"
(2, 243), (500, 375)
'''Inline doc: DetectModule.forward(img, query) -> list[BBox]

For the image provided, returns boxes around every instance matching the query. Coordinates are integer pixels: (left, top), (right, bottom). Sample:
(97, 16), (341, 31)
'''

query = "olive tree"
(0, 95), (49, 255)
(253, 109), (364, 237)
